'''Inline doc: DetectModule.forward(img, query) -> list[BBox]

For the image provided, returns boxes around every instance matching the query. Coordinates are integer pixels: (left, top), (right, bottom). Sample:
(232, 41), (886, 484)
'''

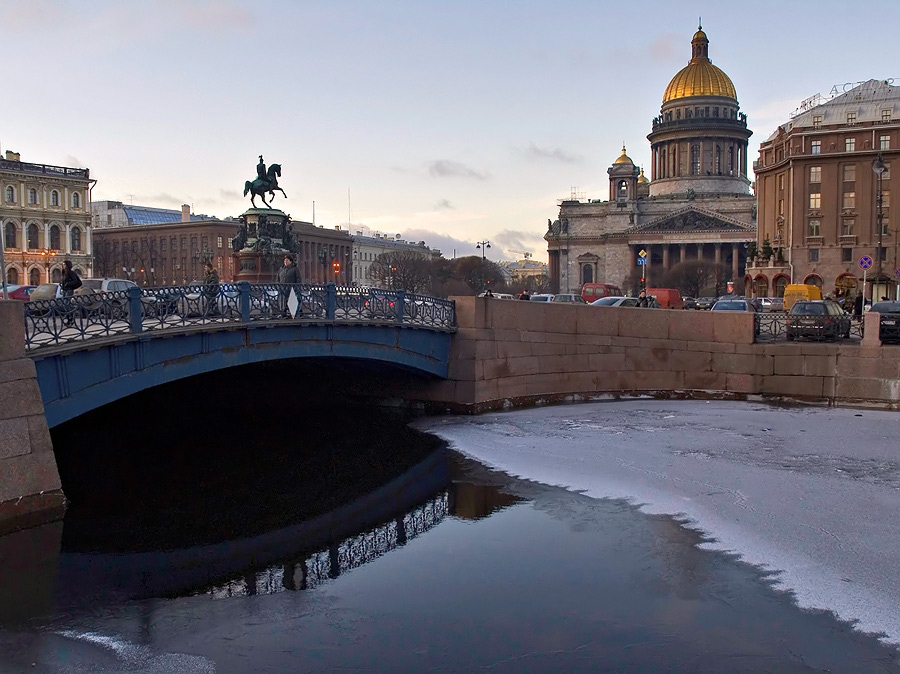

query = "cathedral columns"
(714, 243), (722, 266)
(679, 244), (686, 264)
(731, 243), (740, 280)
(662, 245), (670, 271)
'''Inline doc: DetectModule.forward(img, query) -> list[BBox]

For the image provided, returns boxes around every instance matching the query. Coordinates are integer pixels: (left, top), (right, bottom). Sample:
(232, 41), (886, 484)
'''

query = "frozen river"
(415, 399), (900, 646)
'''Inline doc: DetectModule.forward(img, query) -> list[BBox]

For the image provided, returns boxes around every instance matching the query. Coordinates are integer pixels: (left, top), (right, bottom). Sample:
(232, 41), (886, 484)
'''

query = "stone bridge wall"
(0, 301), (64, 534)
(408, 297), (899, 412)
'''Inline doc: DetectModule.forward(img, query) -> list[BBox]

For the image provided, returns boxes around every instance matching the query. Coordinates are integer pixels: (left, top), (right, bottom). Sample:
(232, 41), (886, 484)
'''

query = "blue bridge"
(25, 283), (456, 428)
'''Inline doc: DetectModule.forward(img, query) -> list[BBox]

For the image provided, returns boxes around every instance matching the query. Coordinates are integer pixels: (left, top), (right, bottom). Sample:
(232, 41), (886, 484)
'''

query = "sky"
(3, 0), (900, 262)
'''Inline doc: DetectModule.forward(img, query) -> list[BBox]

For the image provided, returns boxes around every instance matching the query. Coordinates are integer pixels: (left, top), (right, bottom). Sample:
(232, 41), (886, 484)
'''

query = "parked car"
(711, 299), (757, 312)
(494, 293), (516, 300)
(529, 294), (555, 302)
(869, 301), (900, 344)
(695, 297), (716, 310)
(757, 297), (784, 312)
(683, 296), (698, 310)
(30, 283), (64, 301)
(591, 296), (659, 308)
(551, 293), (587, 304)
(4, 285), (35, 301)
(75, 278), (158, 318)
(785, 300), (850, 341)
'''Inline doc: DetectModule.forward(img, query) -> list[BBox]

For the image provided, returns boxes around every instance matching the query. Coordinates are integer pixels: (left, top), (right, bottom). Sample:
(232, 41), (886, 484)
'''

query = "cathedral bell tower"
(608, 145), (640, 204)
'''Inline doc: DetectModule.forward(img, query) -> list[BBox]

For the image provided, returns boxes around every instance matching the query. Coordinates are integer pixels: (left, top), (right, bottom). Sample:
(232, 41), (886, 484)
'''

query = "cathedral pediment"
(629, 208), (752, 234)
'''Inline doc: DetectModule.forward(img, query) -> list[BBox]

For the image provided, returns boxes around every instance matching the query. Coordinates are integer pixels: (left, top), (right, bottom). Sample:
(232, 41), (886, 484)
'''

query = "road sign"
(859, 256), (874, 270)
(638, 249), (647, 258)
(895, 267), (900, 279)
(636, 258), (648, 265)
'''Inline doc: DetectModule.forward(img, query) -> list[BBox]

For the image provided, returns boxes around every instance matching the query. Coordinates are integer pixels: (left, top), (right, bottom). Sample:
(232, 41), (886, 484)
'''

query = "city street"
(416, 399), (900, 646)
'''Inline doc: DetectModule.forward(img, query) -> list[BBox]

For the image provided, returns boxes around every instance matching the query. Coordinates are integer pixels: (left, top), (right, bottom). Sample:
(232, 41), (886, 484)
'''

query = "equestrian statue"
(244, 155), (287, 208)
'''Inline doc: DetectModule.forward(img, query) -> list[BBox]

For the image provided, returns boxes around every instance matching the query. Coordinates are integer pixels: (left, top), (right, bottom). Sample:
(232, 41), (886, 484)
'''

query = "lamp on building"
(317, 247), (328, 282)
(873, 153), (886, 295)
(476, 240), (491, 291)
(39, 248), (57, 282)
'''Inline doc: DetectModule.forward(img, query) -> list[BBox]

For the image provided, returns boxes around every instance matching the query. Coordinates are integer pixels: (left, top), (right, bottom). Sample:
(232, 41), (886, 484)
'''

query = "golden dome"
(614, 145), (634, 165)
(662, 26), (737, 104)
(638, 168), (650, 184)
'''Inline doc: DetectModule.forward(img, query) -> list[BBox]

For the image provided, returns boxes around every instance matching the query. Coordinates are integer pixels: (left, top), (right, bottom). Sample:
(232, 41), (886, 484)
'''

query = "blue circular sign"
(859, 256), (874, 270)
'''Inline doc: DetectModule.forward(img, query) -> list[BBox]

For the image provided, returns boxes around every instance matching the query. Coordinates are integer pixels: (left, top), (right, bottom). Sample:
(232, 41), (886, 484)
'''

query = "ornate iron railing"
(754, 312), (863, 343)
(23, 283), (457, 352)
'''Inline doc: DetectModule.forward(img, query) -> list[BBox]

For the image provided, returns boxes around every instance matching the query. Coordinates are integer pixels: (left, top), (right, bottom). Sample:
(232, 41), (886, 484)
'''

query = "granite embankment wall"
(408, 297), (900, 412)
(0, 301), (65, 534)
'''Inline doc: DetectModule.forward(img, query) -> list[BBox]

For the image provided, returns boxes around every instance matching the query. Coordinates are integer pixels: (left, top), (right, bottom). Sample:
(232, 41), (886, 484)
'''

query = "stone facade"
(0, 301), (64, 535)
(545, 27), (756, 295)
(1, 149), (94, 286)
(748, 79), (900, 302)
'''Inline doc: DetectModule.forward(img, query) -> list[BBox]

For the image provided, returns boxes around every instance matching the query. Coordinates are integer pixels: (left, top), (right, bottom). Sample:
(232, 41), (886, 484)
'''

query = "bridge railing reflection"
(206, 491), (450, 599)
(23, 282), (457, 352)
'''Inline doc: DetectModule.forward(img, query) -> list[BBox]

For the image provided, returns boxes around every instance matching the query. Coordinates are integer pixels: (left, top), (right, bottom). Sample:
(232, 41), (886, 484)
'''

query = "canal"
(1, 381), (898, 672)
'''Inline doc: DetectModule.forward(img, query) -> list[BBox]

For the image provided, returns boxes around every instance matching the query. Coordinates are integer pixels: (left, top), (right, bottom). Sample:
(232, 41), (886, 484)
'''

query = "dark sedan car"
(786, 300), (850, 341)
(870, 301), (900, 344)
(695, 297), (715, 310)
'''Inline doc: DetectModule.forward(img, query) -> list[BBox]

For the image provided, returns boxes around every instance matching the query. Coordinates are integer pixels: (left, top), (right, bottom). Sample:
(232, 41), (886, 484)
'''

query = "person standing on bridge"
(60, 259), (82, 326)
(203, 261), (220, 316)
(277, 253), (301, 317)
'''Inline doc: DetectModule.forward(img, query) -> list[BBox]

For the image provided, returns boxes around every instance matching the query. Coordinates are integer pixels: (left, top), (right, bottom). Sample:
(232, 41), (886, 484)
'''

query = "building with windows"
(545, 26), (756, 295)
(748, 79), (900, 301)
(1, 149), (94, 285)
(351, 232), (438, 286)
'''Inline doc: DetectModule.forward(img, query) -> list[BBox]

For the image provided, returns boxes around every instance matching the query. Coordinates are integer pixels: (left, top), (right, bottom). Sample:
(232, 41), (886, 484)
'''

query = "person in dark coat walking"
(277, 253), (301, 316)
(60, 260), (82, 326)
(203, 262), (220, 316)
(853, 292), (864, 321)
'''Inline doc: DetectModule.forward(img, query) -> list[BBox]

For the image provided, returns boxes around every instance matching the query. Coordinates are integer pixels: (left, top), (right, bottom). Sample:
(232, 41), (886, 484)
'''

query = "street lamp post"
(39, 249), (57, 283)
(873, 153), (886, 300)
(317, 248), (327, 283)
(475, 240), (491, 291)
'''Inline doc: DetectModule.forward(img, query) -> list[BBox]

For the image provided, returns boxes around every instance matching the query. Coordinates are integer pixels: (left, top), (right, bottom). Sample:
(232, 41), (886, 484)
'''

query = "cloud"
(64, 155), (86, 169)
(434, 199), (454, 210)
(140, 193), (188, 207)
(490, 229), (548, 260)
(427, 160), (489, 180)
(523, 143), (583, 164)
(648, 33), (682, 62)
(168, 0), (254, 31)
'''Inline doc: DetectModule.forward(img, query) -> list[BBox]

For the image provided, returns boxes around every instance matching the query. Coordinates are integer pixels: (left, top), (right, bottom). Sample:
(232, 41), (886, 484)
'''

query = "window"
(884, 162), (892, 179)
(181, 237), (187, 250)
(715, 146), (721, 174)
(4, 222), (16, 249)
(50, 190), (59, 206)
(845, 138), (855, 152)
(809, 192), (821, 209)
(581, 264), (593, 284)
(72, 192), (81, 208)
(160, 238), (167, 251)
(809, 249), (819, 262)
(813, 115), (822, 128)
(691, 144), (700, 175)
(778, 199), (784, 215)
(779, 174), (785, 190)
(847, 112), (857, 126)
(841, 219), (855, 236)
(809, 166), (821, 183)
(808, 219), (821, 237)
(881, 135), (891, 151)
(29, 268), (40, 286)
(7, 268), (18, 284)
(811, 140), (821, 155)
(27, 223), (39, 249)
(49, 225), (61, 250)
(217, 236), (223, 248)
(879, 247), (887, 261)
(843, 192), (856, 209)
(70, 228), (81, 252)
(883, 190), (891, 209)
(843, 165), (856, 182)
(883, 109), (892, 123)
(27, 188), (37, 205)
(841, 248), (853, 262)
(4, 186), (13, 203)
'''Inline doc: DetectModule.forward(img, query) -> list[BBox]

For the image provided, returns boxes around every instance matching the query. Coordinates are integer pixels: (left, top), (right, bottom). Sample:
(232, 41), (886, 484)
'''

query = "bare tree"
(662, 260), (732, 298)
(369, 251), (433, 293)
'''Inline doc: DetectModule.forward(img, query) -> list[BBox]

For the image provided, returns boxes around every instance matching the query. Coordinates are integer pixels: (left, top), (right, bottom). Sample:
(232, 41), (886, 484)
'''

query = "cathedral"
(545, 25), (756, 294)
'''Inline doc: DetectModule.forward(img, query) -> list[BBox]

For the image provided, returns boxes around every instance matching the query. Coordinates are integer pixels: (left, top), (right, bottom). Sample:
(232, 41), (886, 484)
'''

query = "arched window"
(70, 227), (82, 252)
(50, 190), (59, 206)
(715, 146), (722, 174)
(6, 267), (18, 285)
(27, 188), (37, 205)
(728, 147), (735, 175)
(690, 144), (701, 175)
(617, 180), (628, 200)
(582, 264), (594, 285)
(754, 275), (769, 298)
(72, 192), (81, 208)
(4, 222), (16, 249)
(51, 268), (62, 283)
(4, 186), (13, 203)
(27, 223), (40, 249)
(774, 275), (789, 298)
(29, 267), (41, 286)
(49, 225), (61, 250)
(804, 274), (823, 288)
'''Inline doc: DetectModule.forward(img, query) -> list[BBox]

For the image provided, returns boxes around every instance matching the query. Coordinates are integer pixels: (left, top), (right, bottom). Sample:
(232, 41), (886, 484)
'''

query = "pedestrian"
(60, 260), (82, 326)
(277, 253), (301, 316)
(637, 289), (650, 307)
(519, 290), (531, 300)
(853, 292), (863, 320)
(203, 261), (220, 316)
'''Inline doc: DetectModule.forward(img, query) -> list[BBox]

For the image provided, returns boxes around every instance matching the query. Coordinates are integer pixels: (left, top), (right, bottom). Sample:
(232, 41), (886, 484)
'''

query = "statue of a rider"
(244, 154), (287, 208)
(257, 155), (267, 183)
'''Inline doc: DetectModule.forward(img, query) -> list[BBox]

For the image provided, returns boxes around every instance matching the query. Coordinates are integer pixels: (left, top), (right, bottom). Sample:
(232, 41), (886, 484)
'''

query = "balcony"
(0, 159), (89, 179)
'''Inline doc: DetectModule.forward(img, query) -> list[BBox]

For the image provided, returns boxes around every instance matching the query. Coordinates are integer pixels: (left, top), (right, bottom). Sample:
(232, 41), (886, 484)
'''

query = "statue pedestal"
(231, 208), (293, 283)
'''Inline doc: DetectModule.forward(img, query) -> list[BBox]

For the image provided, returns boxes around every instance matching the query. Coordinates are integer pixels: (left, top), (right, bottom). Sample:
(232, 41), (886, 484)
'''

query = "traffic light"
(332, 261), (340, 274)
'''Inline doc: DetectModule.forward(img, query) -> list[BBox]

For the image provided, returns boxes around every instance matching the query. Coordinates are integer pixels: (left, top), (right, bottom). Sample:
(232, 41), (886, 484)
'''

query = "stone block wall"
(0, 301), (65, 535)
(410, 297), (900, 413)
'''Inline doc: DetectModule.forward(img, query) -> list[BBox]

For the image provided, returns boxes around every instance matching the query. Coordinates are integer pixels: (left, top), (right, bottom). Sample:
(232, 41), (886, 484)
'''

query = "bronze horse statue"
(244, 164), (287, 209)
